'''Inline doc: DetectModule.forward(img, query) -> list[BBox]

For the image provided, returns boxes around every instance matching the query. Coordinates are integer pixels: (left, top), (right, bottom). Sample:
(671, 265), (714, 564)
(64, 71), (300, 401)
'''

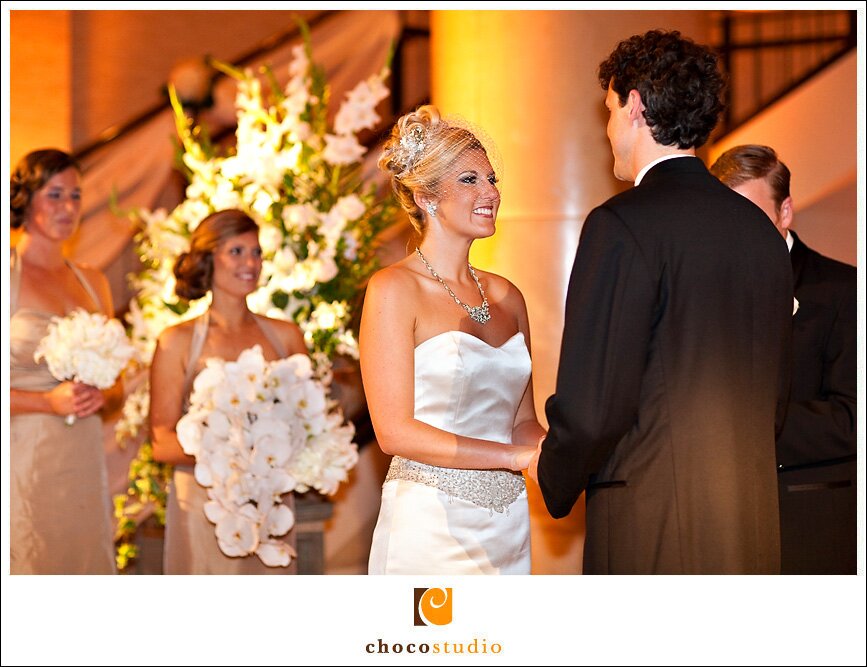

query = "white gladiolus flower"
(342, 230), (359, 261)
(271, 246), (298, 273)
(282, 203), (319, 231)
(308, 301), (347, 331)
(333, 74), (390, 135)
(333, 194), (367, 222)
(336, 332), (360, 360)
(115, 381), (150, 442)
(283, 260), (319, 293)
(159, 274), (179, 305)
(258, 223), (284, 257)
(279, 89), (308, 124)
(245, 286), (276, 315)
(174, 198), (211, 232)
(312, 255), (339, 283)
(322, 133), (366, 166)
(287, 44), (309, 80)
(209, 179), (244, 211)
(236, 75), (263, 115)
(320, 208), (347, 245)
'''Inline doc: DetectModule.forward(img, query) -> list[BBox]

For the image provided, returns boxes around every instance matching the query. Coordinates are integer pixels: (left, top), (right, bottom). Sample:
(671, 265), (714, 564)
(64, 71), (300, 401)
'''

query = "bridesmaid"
(150, 209), (308, 574)
(10, 149), (120, 574)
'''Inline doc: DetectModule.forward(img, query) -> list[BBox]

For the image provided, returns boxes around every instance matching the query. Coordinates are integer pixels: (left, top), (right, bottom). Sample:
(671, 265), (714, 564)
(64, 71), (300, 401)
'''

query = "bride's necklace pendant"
(415, 247), (492, 325)
(469, 302), (490, 324)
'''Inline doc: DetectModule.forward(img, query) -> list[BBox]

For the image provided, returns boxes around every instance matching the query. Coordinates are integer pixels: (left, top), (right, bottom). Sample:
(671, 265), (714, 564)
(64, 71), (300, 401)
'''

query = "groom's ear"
(627, 89), (645, 125)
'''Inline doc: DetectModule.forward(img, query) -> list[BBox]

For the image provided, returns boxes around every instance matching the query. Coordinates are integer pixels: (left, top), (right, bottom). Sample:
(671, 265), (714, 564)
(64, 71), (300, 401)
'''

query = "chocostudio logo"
(363, 587), (503, 655)
(414, 587), (452, 626)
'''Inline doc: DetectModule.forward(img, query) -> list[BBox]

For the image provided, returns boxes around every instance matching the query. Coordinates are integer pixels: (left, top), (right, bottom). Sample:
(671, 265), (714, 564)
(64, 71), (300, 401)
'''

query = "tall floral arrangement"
(114, 30), (396, 569)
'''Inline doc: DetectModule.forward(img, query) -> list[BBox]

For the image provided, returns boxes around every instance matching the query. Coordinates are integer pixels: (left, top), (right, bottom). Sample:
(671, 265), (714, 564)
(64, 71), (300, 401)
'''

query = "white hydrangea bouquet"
(176, 345), (357, 567)
(34, 308), (134, 425)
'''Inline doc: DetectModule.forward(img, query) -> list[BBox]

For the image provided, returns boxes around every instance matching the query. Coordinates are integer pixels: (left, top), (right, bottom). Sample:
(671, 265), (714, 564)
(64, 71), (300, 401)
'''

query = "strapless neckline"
(415, 330), (524, 352)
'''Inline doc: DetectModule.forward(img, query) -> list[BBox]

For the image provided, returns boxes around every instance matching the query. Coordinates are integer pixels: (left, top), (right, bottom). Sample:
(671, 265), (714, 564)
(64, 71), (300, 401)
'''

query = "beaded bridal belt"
(384, 456), (526, 514)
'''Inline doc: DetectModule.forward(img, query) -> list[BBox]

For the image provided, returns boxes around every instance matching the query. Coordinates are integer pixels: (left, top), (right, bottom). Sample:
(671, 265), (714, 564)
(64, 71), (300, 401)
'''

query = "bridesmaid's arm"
(150, 328), (196, 467)
(360, 269), (532, 472)
(91, 268), (126, 414)
(11, 380), (116, 420)
(10, 383), (94, 417)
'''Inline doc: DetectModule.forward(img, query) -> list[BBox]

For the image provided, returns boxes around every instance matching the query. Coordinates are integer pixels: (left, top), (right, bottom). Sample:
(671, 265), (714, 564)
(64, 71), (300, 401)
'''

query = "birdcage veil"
(380, 105), (504, 205)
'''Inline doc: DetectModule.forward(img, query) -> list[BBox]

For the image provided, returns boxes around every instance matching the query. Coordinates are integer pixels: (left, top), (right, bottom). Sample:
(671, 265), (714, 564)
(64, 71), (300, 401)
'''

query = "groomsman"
(530, 30), (793, 574)
(711, 144), (856, 574)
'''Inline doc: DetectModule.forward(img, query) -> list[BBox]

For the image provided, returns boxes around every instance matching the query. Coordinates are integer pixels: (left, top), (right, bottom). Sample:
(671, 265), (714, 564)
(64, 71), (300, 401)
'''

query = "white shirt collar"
(785, 232), (793, 253)
(634, 154), (695, 186)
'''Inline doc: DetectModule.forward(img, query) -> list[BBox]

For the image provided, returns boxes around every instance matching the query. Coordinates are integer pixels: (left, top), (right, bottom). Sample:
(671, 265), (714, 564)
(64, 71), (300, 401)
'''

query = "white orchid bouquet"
(114, 27), (395, 569)
(34, 308), (134, 425)
(176, 345), (357, 566)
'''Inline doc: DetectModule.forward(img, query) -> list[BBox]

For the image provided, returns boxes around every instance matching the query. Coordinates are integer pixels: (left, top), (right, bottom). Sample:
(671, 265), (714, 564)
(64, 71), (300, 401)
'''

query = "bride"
(361, 105), (545, 574)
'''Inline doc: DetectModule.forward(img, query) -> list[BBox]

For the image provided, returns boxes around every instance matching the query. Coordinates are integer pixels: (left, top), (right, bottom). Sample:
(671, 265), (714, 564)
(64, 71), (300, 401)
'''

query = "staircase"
(713, 9), (856, 138)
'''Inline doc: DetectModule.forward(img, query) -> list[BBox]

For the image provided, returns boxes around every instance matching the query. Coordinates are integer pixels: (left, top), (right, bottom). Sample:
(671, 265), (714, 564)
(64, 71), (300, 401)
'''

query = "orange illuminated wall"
(10, 9), (322, 167)
(10, 10), (74, 167)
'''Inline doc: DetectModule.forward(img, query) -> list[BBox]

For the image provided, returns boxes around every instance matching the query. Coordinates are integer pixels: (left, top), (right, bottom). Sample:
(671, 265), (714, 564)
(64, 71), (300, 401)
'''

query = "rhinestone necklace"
(415, 247), (491, 324)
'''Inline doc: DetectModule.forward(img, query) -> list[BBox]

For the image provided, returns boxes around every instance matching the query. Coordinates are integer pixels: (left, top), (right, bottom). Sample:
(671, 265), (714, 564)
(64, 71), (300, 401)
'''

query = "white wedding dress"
(368, 330), (532, 575)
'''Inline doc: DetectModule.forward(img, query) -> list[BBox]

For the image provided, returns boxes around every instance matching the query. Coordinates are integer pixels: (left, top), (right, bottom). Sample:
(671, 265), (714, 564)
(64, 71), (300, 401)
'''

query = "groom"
(529, 30), (793, 574)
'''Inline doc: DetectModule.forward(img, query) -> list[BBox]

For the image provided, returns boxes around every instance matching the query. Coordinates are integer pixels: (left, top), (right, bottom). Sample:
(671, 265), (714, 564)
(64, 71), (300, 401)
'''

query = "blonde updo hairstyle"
(173, 209), (258, 301)
(10, 149), (81, 230)
(378, 105), (484, 239)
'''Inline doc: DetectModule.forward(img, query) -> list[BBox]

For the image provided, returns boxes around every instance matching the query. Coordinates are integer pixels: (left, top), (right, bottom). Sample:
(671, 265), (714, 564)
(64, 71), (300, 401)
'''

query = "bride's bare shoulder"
(367, 259), (425, 296)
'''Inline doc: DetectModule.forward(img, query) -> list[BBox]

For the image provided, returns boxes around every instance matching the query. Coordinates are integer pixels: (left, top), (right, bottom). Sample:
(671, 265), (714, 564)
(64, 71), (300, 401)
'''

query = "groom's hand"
(510, 446), (536, 471)
(527, 435), (545, 483)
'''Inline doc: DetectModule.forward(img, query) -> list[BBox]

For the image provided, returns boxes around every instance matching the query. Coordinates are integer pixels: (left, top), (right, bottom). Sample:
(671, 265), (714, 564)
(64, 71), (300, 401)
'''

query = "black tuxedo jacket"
(538, 157), (793, 574)
(777, 231), (856, 573)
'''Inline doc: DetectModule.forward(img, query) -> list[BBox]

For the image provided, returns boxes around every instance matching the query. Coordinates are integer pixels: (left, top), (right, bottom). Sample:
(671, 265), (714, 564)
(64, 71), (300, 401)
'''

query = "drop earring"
(426, 202), (437, 217)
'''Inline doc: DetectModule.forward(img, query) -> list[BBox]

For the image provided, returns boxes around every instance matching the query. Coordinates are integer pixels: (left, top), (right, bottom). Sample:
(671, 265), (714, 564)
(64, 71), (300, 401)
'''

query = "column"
(430, 9), (710, 573)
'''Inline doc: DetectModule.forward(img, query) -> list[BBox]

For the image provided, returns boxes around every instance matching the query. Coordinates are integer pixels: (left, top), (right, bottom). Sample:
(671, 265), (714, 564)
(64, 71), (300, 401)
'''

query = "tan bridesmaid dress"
(163, 312), (298, 575)
(10, 250), (116, 574)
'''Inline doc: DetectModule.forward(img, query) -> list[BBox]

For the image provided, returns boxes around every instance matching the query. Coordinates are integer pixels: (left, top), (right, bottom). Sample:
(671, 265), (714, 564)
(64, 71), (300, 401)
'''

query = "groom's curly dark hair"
(598, 29), (726, 150)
